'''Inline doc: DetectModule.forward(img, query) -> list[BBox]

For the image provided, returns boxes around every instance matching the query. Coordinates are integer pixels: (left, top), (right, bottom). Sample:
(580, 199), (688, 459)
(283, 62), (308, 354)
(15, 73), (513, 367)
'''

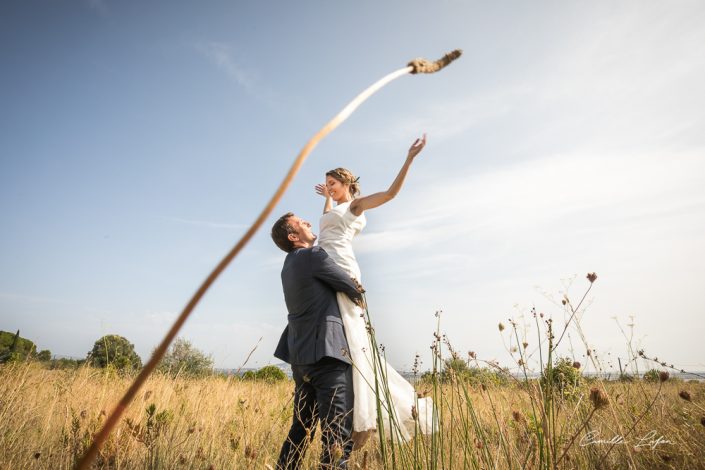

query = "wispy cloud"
(158, 215), (248, 230)
(195, 41), (279, 109)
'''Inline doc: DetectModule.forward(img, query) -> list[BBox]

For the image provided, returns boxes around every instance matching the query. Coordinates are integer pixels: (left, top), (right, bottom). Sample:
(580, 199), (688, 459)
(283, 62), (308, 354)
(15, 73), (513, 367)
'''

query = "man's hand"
(351, 277), (365, 294)
(350, 277), (366, 310)
(352, 296), (367, 310)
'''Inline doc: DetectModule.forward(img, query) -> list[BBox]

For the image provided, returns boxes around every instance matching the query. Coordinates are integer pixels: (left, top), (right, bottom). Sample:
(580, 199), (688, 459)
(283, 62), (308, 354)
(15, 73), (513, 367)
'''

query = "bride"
(315, 134), (435, 447)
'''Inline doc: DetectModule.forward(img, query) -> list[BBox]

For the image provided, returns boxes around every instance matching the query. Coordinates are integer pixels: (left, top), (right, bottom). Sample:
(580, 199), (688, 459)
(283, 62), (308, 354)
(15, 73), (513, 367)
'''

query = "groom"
(271, 212), (365, 470)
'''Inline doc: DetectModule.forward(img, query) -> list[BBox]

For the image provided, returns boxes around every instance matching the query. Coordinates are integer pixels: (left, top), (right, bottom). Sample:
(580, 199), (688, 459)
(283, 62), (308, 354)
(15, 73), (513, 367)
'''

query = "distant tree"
(37, 349), (52, 362)
(157, 338), (213, 377)
(240, 365), (287, 382)
(255, 365), (287, 382)
(87, 335), (142, 371)
(0, 330), (36, 363)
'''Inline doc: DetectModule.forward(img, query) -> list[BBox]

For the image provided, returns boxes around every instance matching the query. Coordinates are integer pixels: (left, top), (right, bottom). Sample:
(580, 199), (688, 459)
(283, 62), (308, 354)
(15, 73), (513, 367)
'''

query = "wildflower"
(587, 272), (597, 283)
(510, 346), (518, 353)
(679, 390), (692, 402)
(517, 359), (524, 366)
(589, 387), (609, 409)
(498, 322), (505, 332)
(411, 405), (418, 420)
(522, 341), (528, 349)
(468, 351), (477, 359)
(659, 371), (670, 382)
(540, 312), (544, 318)
(586, 349), (592, 357)
(572, 361), (581, 369)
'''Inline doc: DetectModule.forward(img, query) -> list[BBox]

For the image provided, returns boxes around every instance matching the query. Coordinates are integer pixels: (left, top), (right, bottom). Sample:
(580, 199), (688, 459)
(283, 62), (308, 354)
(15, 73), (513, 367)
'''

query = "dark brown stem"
(555, 407), (597, 466)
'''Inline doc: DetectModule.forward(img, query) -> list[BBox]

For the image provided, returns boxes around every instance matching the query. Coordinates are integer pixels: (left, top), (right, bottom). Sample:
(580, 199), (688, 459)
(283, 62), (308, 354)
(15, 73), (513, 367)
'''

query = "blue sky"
(2, 1), (704, 374)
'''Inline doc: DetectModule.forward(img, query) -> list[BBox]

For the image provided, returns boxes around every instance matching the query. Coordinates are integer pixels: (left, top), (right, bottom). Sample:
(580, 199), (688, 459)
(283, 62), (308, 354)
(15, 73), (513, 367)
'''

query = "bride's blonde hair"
(326, 167), (360, 197)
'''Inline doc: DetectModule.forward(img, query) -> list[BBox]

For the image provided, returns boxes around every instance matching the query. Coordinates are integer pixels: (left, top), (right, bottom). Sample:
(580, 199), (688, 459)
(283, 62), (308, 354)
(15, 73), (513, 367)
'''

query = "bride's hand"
(315, 183), (330, 198)
(407, 133), (427, 160)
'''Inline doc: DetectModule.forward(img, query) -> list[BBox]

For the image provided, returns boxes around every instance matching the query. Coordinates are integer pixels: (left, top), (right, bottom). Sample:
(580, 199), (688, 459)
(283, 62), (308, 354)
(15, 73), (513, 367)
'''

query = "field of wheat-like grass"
(1, 362), (704, 469)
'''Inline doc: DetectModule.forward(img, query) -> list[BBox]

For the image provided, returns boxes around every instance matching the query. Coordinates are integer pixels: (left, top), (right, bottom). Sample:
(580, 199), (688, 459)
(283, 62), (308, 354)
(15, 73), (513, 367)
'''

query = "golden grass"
(1, 363), (704, 469)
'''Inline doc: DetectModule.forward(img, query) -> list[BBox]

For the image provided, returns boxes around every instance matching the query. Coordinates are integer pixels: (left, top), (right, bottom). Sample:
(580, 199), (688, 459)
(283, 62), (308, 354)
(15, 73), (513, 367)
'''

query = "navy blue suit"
(275, 246), (363, 470)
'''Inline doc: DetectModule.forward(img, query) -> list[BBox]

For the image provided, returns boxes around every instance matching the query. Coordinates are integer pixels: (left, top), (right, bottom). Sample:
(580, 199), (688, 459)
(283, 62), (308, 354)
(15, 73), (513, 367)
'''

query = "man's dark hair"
(271, 212), (297, 252)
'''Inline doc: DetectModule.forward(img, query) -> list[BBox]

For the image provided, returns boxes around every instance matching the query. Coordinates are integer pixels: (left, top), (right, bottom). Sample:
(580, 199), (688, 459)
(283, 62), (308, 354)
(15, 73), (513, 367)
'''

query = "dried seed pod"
(589, 387), (609, 409)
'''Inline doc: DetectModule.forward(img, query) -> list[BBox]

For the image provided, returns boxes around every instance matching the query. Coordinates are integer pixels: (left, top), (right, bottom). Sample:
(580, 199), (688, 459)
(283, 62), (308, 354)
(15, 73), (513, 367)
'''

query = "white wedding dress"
(318, 201), (435, 444)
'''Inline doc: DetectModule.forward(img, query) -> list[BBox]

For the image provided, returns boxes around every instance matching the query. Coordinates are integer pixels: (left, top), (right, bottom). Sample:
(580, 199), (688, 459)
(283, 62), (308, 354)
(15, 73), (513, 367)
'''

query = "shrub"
(255, 365), (287, 382)
(643, 369), (662, 382)
(541, 357), (582, 398)
(240, 365), (287, 382)
(418, 358), (509, 387)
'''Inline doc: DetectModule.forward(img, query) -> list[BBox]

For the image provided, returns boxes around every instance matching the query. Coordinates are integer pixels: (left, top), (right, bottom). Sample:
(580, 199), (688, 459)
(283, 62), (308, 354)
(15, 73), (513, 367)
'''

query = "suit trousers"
(277, 357), (354, 470)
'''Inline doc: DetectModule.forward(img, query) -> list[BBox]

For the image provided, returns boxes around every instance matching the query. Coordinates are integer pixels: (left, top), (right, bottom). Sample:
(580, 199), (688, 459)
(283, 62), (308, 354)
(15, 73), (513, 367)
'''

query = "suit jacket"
(274, 246), (363, 366)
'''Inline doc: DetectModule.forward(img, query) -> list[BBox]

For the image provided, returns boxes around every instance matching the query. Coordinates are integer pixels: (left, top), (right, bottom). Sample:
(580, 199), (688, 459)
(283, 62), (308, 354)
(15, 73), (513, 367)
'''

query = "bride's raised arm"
(350, 134), (426, 216)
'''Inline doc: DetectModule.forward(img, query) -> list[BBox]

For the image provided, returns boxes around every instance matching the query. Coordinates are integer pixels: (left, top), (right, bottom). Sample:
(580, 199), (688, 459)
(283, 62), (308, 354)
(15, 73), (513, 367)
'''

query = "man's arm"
(310, 247), (364, 305)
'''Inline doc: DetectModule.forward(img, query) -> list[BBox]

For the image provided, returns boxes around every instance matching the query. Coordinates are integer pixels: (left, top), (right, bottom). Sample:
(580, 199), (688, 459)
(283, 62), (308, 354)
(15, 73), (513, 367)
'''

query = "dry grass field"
(1, 362), (704, 469)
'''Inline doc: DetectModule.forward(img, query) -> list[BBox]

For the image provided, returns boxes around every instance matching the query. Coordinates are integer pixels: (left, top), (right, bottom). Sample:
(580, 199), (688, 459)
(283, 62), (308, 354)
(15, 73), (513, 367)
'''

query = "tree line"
(0, 330), (286, 381)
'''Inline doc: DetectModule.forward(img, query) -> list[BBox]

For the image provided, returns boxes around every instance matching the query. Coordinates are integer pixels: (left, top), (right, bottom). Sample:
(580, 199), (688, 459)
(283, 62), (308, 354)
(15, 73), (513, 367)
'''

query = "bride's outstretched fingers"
(407, 133), (427, 160)
(315, 183), (329, 197)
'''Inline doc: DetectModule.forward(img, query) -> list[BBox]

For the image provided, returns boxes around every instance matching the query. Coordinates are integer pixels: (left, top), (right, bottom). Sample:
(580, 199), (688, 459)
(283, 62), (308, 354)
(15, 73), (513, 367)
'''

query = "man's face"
(288, 215), (317, 248)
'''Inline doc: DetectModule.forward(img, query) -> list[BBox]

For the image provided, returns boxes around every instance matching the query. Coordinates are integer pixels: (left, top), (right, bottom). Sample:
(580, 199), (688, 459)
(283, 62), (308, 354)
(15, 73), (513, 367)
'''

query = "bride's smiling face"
(326, 175), (351, 203)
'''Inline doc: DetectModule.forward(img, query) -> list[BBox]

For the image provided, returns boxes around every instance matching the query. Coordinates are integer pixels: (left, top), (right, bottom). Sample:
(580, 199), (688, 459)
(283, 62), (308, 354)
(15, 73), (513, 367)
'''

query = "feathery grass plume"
(679, 390), (691, 401)
(589, 387), (609, 409)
